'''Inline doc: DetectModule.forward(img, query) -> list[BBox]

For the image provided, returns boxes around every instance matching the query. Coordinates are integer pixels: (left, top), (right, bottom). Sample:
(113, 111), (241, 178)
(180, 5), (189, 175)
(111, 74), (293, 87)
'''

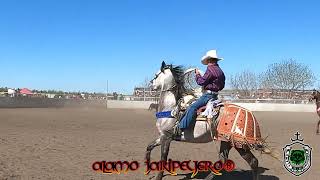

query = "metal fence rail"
(112, 95), (312, 104)
(229, 99), (311, 104)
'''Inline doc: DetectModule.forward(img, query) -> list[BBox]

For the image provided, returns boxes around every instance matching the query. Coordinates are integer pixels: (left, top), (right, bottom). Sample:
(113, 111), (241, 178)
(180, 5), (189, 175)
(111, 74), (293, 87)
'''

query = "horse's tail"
(254, 138), (282, 162)
(261, 145), (282, 162)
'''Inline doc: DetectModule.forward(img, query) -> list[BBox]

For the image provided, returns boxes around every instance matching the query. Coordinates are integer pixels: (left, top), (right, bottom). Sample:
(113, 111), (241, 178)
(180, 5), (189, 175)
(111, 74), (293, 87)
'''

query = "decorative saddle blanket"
(215, 103), (263, 148)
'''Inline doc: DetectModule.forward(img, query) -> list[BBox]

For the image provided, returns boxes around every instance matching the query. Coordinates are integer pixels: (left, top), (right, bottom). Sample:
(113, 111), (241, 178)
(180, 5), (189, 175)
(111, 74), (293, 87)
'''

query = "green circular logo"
(290, 150), (305, 165)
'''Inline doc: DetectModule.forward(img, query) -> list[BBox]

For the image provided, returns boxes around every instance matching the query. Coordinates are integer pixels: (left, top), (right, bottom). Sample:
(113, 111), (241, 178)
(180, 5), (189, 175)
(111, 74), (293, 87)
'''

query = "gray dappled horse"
(309, 89), (320, 134)
(145, 61), (271, 180)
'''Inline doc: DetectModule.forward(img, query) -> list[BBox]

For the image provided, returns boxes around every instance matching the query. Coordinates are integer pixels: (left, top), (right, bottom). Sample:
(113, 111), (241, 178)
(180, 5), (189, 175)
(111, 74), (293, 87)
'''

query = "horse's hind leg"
(155, 135), (172, 180)
(316, 119), (320, 134)
(204, 141), (232, 180)
(235, 147), (259, 180)
(218, 141), (232, 163)
(145, 137), (161, 162)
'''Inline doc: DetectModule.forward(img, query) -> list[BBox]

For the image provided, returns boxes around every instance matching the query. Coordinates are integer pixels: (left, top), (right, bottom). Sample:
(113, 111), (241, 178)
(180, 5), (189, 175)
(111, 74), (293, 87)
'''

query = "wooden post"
(106, 80), (108, 109)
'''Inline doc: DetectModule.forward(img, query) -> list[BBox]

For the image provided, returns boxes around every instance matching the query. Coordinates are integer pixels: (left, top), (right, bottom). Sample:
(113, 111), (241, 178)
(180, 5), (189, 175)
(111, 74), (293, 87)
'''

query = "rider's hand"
(195, 69), (200, 75)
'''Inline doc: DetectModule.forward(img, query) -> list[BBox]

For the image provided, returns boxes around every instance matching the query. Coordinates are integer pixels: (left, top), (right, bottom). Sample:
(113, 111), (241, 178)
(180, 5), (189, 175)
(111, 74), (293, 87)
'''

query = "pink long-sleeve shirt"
(195, 64), (225, 92)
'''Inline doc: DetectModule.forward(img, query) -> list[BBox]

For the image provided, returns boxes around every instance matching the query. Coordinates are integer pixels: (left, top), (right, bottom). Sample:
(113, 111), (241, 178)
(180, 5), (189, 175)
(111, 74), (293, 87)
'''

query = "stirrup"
(173, 125), (182, 136)
(171, 125), (184, 141)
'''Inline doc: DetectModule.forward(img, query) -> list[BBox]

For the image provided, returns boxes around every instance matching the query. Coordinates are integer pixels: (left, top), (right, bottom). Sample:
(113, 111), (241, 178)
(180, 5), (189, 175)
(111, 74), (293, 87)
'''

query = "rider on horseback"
(175, 49), (225, 137)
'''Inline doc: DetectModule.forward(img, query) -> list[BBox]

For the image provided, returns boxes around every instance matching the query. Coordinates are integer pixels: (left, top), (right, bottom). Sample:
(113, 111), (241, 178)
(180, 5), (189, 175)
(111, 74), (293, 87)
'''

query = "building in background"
(133, 87), (159, 101)
(7, 89), (16, 97)
(19, 88), (33, 96)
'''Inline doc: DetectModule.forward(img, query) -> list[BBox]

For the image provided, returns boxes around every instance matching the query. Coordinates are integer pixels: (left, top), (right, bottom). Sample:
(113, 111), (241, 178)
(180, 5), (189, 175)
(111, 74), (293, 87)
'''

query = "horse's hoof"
(204, 173), (215, 180)
(148, 175), (155, 179)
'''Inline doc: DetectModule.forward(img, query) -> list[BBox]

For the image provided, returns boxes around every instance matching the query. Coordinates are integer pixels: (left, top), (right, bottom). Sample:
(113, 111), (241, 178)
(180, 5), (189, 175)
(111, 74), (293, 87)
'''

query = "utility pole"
(106, 80), (108, 109)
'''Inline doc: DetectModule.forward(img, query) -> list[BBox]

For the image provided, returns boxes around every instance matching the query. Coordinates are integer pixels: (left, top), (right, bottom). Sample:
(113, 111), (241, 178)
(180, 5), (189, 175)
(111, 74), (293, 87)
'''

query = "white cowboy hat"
(201, 49), (223, 65)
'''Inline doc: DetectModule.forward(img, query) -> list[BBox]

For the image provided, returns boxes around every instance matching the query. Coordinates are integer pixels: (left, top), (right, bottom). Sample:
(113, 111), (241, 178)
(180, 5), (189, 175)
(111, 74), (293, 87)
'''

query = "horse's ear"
(161, 61), (166, 72)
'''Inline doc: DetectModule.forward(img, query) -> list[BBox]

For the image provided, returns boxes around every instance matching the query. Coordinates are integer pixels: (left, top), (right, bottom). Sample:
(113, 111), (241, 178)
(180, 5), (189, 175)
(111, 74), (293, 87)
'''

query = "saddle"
(196, 99), (224, 121)
(171, 95), (223, 122)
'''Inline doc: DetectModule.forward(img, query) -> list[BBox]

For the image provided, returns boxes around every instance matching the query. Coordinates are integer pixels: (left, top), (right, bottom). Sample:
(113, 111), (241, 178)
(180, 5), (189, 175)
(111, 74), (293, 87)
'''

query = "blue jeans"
(179, 93), (217, 129)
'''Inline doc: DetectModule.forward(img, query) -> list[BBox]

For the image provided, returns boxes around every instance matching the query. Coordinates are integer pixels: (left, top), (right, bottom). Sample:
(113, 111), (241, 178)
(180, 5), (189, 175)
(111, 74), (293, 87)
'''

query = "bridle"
(151, 66), (178, 93)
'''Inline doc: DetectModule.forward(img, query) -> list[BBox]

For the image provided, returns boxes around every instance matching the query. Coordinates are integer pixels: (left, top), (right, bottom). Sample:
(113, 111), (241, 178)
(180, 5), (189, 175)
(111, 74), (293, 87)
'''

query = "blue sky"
(0, 0), (319, 94)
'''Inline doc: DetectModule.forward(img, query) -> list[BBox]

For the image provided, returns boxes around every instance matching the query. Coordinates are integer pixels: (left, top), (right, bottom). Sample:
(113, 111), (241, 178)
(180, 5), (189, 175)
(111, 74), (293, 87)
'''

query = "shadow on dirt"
(164, 167), (279, 180)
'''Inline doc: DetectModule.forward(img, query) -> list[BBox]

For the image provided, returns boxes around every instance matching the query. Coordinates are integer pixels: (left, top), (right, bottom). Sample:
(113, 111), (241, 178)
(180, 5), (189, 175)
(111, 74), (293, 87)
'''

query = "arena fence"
(116, 96), (312, 104)
(0, 96), (313, 109)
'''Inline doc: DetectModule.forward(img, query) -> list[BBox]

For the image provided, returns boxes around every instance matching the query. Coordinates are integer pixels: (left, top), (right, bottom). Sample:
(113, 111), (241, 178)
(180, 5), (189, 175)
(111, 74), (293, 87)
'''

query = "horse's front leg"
(155, 135), (172, 180)
(145, 137), (161, 162)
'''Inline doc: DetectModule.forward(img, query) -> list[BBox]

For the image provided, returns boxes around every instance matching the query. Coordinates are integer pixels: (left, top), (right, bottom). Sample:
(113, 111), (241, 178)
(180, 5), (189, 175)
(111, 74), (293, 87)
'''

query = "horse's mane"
(170, 65), (186, 100)
(315, 90), (320, 98)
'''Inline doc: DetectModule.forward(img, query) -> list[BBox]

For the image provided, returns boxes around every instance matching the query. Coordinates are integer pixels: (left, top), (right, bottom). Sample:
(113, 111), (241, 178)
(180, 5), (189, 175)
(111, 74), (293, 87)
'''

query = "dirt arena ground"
(0, 108), (319, 180)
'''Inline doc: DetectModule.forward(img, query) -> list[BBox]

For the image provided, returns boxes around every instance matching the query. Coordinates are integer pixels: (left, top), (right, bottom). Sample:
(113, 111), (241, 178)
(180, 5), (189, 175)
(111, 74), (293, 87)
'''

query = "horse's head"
(150, 61), (180, 91)
(309, 89), (320, 101)
(150, 61), (185, 101)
